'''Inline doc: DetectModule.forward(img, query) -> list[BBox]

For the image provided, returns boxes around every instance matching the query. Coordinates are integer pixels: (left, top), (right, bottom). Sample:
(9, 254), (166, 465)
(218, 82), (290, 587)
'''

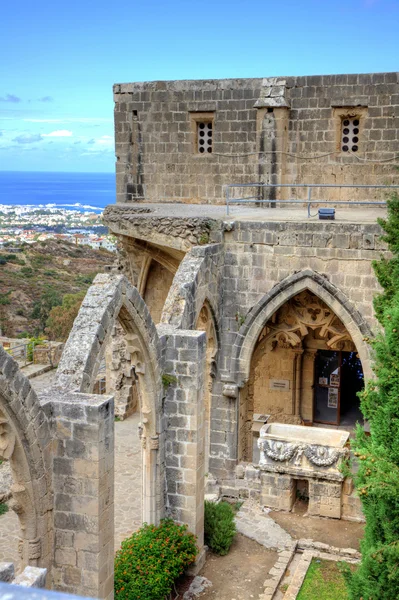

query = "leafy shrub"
(345, 193), (399, 599)
(204, 500), (236, 555)
(0, 503), (8, 516)
(114, 519), (197, 600)
(27, 336), (45, 362)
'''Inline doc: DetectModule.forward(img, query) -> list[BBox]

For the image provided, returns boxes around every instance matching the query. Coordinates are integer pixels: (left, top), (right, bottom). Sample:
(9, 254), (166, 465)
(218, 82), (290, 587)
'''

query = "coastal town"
(0, 204), (117, 251)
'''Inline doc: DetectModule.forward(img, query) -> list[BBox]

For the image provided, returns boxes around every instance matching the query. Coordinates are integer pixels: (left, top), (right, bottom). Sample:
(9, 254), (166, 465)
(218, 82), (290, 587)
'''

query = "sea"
(0, 171), (116, 213)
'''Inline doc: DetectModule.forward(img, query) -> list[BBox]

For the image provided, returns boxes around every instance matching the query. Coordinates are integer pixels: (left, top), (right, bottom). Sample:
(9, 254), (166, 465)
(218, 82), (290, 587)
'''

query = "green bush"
(114, 519), (197, 600)
(204, 500), (236, 555)
(27, 336), (45, 362)
(345, 193), (399, 599)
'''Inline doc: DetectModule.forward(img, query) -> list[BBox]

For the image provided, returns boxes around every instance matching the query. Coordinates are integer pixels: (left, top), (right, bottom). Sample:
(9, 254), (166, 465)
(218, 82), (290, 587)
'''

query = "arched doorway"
(239, 290), (365, 462)
(195, 301), (217, 475)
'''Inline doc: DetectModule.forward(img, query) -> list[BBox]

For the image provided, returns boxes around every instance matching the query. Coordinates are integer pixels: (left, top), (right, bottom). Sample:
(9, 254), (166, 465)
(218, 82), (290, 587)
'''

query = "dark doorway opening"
(292, 479), (309, 515)
(314, 350), (364, 426)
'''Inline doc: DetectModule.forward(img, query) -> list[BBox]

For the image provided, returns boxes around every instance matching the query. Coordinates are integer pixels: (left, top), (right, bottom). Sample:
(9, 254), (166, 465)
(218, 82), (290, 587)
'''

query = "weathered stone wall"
(0, 346), (115, 599)
(143, 260), (174, 323)
(208, 220), (387, 479)
(33, 343), (64, 366)
(114, 73), (398, 205)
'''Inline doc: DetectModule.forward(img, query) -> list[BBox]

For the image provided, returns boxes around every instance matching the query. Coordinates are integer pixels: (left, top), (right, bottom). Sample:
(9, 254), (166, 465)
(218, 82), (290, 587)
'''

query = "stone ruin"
(1, 71), (398, 598)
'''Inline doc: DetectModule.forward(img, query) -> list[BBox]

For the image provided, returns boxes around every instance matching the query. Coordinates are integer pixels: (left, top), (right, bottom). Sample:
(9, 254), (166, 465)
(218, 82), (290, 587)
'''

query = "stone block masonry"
(42, 390), (115, 600)
(114, 73), (398, 205)
(163, 329), (206, 553)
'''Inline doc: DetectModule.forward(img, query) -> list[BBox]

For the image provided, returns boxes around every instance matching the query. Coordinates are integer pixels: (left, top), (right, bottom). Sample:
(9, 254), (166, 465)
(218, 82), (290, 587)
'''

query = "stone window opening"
(190, 112), (214, 154)
(332, 106), (367, 154)
(197, 121), (213, 154)
(341, 116), (360, 153)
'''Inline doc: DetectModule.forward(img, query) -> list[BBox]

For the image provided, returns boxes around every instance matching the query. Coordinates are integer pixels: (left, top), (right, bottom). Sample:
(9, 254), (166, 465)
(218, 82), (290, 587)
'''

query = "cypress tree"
(347, 193), (399, 599)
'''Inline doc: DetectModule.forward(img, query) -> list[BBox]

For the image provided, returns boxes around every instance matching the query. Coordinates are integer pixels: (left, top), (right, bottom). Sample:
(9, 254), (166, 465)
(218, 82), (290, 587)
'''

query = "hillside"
(0, 240), (114, 337)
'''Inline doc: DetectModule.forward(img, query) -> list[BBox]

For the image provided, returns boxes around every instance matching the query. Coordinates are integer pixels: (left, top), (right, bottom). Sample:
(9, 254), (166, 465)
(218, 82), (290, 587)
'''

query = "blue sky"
(0, 0), (398, 173)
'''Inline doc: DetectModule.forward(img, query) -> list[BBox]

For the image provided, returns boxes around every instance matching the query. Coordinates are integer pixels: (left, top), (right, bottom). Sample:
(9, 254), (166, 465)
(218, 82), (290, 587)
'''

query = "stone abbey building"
(0, 72), (398, 599)
(100, 72), (398, 522)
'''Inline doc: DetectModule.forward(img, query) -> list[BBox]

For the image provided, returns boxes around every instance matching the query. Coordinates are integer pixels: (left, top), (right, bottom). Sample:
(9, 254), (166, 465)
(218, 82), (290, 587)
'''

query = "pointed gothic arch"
(55, 274), (165, 525)
(231, 269), (373, 386)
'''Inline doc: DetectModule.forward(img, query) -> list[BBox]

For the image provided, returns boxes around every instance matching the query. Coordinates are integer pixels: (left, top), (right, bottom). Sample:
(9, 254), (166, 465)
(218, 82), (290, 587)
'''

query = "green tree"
(31, 286), (62, 333)
(346, 194), (399, 599)
(45, 291), (85, 341)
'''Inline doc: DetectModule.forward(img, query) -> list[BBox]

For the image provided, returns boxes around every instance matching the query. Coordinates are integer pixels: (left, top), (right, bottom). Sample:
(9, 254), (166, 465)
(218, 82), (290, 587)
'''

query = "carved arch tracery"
(257, 290), (356, 352)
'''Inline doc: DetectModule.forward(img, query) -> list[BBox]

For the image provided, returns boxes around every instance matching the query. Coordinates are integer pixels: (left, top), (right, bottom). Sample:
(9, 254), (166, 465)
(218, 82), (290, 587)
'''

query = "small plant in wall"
(198, 232), (210, 245)
(235, 312), (246, 328)
(114, 519), (197, 600)
(162, 373), (178, 389)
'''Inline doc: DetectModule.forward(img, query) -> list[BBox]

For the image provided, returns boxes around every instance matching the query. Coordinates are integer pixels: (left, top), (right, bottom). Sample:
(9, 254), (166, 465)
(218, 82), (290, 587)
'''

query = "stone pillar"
(293, 348), (304, 416)
(301, 350), (318, 422)
(308, 480), (342, 519)
(163, 330), (206, 564)
(51, 391), (114, 599)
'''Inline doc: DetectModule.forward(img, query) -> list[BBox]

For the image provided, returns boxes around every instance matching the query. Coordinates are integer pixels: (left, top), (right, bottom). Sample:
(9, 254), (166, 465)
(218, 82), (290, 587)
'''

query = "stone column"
(50, 391), (114, 600)
(293, 348), (304, 416)
(163, 330), (206, 568)
(302, 350), (318, 422)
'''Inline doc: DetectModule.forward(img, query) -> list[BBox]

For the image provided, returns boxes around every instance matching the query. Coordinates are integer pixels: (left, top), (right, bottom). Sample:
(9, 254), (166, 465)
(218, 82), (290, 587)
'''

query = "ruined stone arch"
(231, 269), (373, 386)
(0, 348), (52, 572)
(56, 273), (165, 524)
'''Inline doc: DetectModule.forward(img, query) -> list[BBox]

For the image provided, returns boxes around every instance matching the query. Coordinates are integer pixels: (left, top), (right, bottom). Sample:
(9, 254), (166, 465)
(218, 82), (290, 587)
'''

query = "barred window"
(341, 117), (360, 152)
(197, 121), (213, 154)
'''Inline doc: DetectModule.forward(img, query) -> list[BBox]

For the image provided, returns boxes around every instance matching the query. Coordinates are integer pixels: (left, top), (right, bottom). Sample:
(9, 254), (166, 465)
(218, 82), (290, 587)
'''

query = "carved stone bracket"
(28, 538), (41, 560)
(222, 384), (238, 399)
(148, 436), (159, 451)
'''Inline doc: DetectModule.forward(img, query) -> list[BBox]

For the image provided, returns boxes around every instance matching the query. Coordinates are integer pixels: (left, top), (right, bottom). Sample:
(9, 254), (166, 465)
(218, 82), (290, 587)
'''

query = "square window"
(341, 116), (360, 153)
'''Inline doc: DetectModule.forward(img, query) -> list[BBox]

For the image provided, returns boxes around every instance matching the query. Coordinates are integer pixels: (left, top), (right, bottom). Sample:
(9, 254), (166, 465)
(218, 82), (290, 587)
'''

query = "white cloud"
(23, 117), (113, 124)
(42, 130), (73, 137)
(96, 135), (114, 145)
